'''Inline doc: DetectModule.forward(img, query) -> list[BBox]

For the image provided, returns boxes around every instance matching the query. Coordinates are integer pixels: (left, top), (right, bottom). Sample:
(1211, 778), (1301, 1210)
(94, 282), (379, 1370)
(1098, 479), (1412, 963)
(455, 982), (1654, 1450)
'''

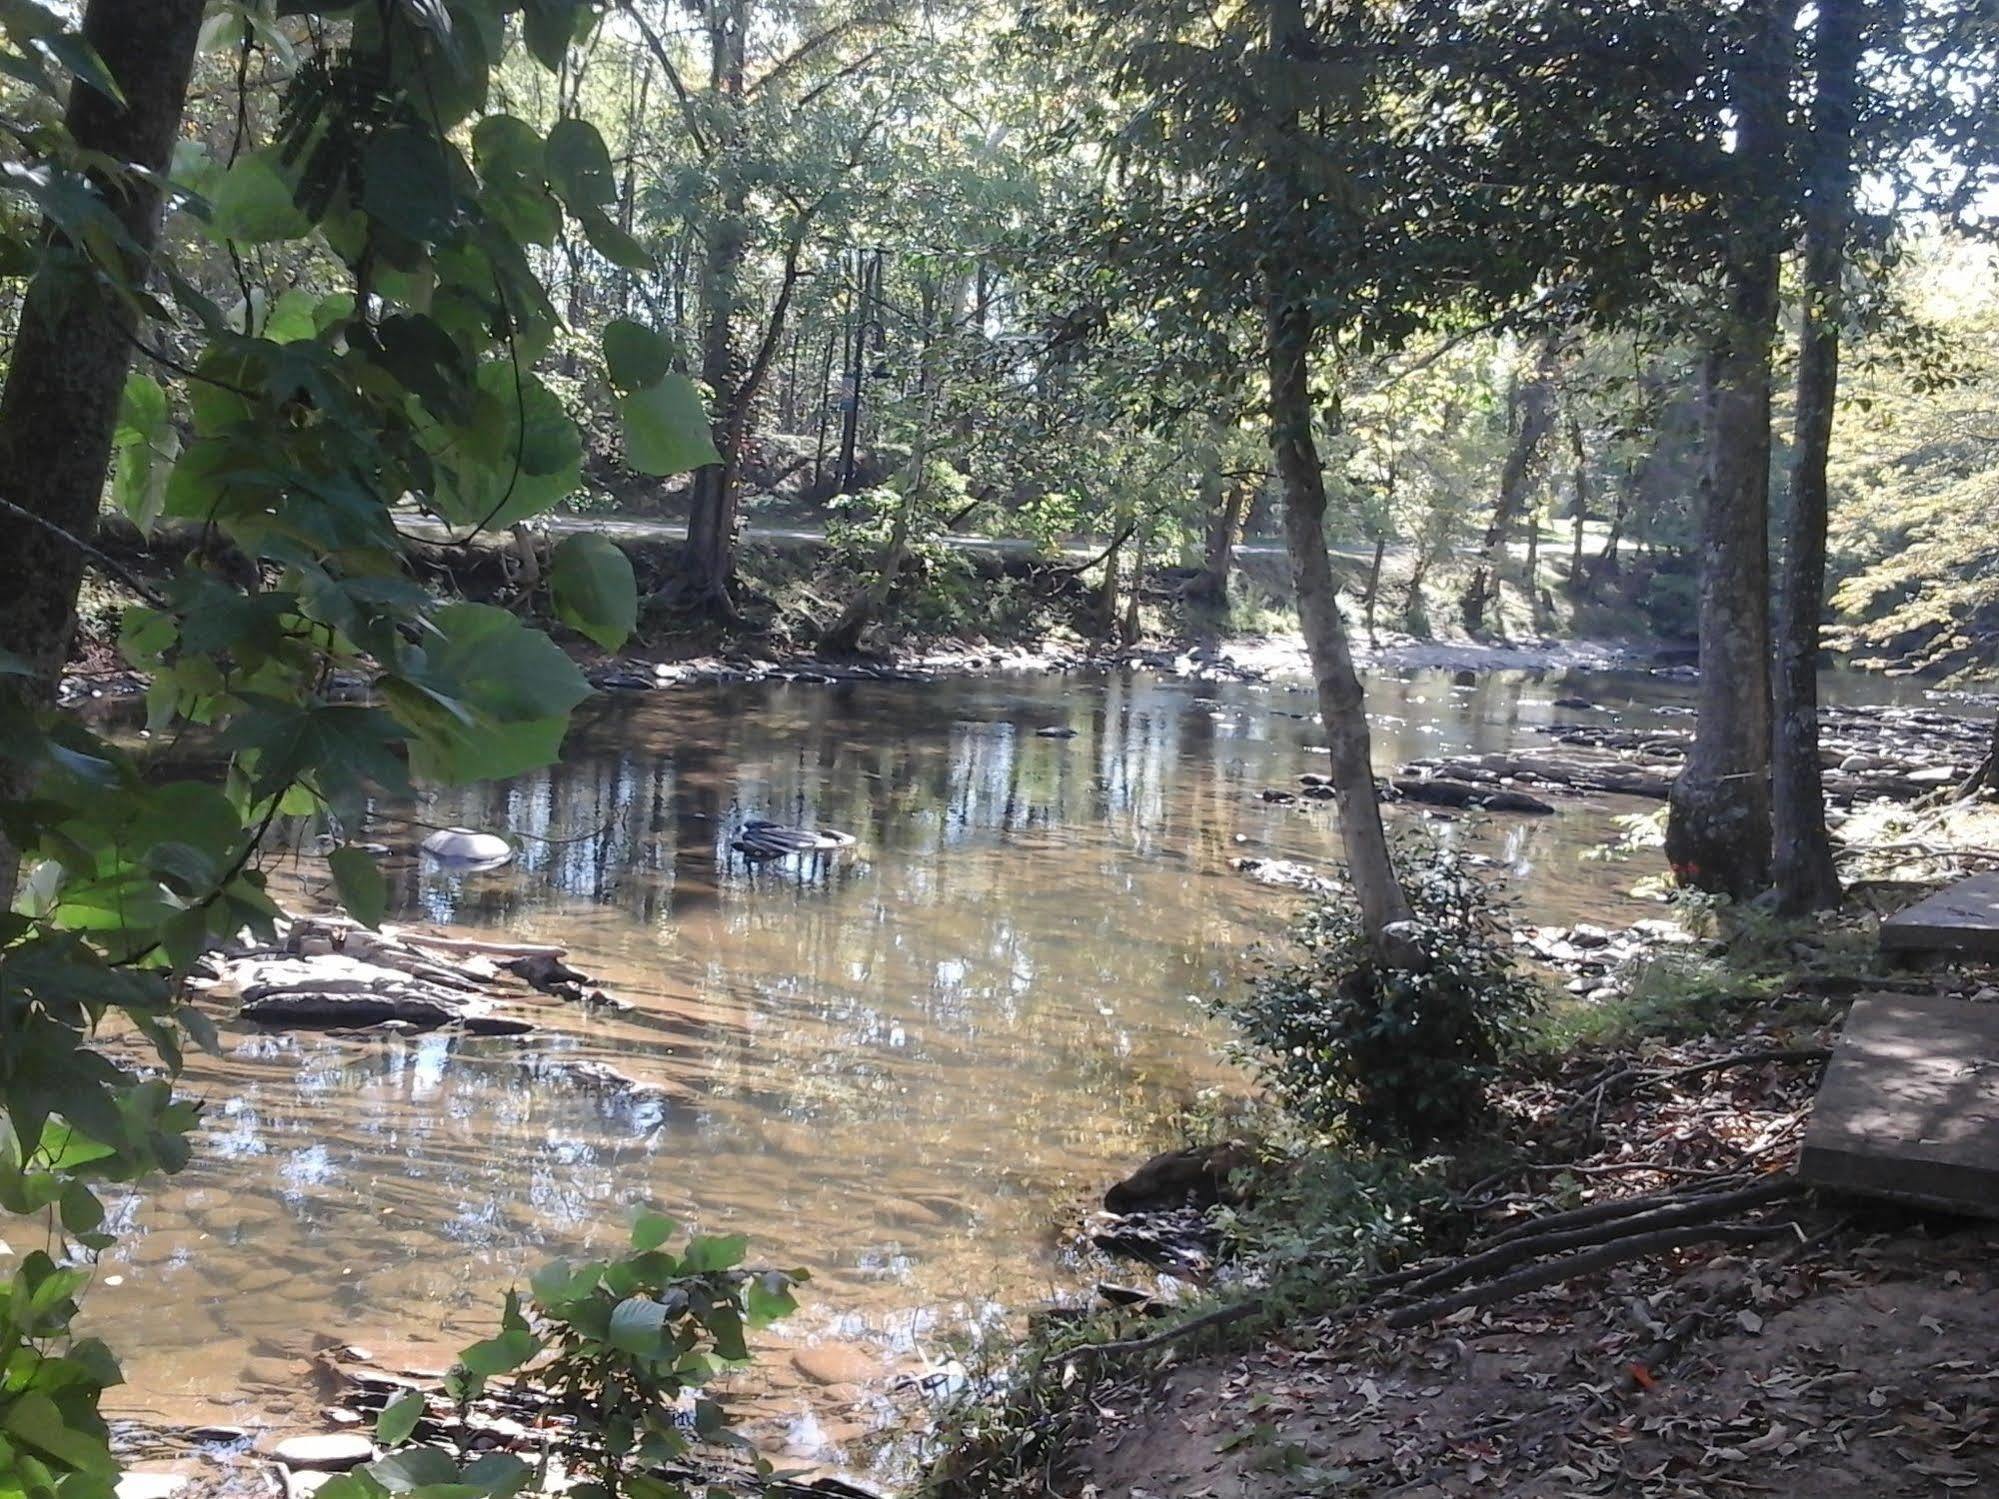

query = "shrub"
(1220, 836), (1541, 1146)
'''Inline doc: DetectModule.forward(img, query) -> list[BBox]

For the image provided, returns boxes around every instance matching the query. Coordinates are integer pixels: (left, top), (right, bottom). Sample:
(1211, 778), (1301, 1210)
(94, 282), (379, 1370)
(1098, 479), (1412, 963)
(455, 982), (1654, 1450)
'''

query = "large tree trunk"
(1772, 0), (1861, 915)
(1460, 336), (1560, 633)
(1666, 0), (1798, 899)
(0, 0), (206, 896)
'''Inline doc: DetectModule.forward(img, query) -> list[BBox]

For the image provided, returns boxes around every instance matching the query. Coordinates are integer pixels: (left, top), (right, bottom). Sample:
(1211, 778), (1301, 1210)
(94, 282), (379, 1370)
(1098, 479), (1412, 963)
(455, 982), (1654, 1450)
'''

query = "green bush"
(1220, 837), (1541, 1146)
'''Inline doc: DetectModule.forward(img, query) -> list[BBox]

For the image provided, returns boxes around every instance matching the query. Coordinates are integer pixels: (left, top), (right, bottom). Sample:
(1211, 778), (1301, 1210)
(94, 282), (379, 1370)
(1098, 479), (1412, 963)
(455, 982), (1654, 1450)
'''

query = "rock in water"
(1104, 1141), (1255, 1213)
(730, 820), (856, 861)
(420, 828), (512, 867)
(270, 1434), (374, 1472)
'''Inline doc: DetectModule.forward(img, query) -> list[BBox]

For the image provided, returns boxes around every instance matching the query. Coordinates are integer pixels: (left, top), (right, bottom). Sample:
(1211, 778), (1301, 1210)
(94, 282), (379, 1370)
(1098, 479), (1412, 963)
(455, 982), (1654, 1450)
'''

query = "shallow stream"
(87, 663), (1916, 1478)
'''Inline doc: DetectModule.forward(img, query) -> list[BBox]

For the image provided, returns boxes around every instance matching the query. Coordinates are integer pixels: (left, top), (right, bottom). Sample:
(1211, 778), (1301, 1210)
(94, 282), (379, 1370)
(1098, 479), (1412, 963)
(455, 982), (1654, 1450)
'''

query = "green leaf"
(456, 1327), (539, 1377)
(362, 127), (458, 242)
(396, 604), (590, 784)
(544, 117), (614, 210)
(425, 365), (583, 530)
(110, 371), (177, 531)
(367, 1446), (461, 1493)
(548, 535), (637, 651)
(620, 376), (720, 477)
(521, 0), (584, 71)
(208, 151), (310, 243)
(576, 207), (652, 271)
(376, 1390), (424, 1448)
(328, 845), (387, 928)
(602, 320), (672, 394)
(681, 1233), (748, 1273)
(607, 1296), (668, 1357)
(2, 1393), (117, 1477)
(629, 1209), (676, 1252)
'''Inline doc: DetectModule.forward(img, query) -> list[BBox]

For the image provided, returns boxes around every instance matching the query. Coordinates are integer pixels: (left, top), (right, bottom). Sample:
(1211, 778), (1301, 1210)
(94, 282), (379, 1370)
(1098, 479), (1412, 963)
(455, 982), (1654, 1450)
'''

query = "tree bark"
(1567, 415), (1589, 592)
(1964, 715), (1999, 798)
(1460, 336), (1560, 633)
(681, 0), (749, 609)
(0, 0), (205, 690)
(1772, 0), (1861, 915)
(1269, 295), (1415, 957)
(1665, 0), (1799, 899)
(0, 0), (206, 895)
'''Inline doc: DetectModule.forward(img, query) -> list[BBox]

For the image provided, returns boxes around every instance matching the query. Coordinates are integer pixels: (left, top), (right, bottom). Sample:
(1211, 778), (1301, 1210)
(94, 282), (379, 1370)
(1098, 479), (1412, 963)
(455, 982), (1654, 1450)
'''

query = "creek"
(87, 662), (1927, 1482)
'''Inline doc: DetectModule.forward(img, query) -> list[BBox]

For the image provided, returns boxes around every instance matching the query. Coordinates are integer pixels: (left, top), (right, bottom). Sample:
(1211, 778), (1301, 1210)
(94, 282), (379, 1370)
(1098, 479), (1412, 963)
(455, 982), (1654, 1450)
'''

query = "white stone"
(270, 1433), (375, 1471)
(420, 828), (513, 866)
(117, 1474), (190, 1499)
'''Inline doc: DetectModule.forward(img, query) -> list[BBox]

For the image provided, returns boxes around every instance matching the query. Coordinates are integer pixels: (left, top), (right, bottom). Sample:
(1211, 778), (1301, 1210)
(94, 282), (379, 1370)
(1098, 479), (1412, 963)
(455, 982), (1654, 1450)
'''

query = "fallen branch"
(1062, 1301), (1260, 1362)
(1384, 1220), (1793, 1329)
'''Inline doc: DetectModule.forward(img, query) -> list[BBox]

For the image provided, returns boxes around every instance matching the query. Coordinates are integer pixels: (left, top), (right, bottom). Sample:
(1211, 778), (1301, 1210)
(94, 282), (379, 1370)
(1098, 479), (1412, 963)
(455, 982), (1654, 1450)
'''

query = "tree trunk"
(0, 0), (205, 686)
(1461, 336), (1560, 633)
(1665, 0), (1798, 899)
(681, 0), (749, 608)
(1269, 293), (1415, 957)
(1964, 714), (1999, 798)
(0, 0), (206, 894)
(1567, 415), (1589, 592)
(1362, 534), (1386, 640)
(1120, 520), (1146, 647)
(1772, 0), (1860, 915)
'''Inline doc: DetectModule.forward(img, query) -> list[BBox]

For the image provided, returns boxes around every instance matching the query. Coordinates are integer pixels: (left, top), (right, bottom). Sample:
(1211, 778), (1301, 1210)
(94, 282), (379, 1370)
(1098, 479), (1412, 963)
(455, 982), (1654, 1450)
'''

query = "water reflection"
(94, 666), (1705, 1456)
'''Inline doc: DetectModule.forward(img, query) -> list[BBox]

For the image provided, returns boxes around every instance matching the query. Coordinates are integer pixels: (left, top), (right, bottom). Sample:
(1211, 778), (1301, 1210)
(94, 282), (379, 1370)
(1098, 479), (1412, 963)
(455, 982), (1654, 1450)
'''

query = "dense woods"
(4, 2), (1999, 1497)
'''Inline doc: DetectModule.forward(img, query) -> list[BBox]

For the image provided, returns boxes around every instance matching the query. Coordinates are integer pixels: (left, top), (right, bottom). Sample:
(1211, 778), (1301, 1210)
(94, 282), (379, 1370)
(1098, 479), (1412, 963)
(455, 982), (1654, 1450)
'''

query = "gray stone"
(270, 1434), (375, 1471)
(1798, 993), (1999, 1218)
(1881, 872), (1999, 958)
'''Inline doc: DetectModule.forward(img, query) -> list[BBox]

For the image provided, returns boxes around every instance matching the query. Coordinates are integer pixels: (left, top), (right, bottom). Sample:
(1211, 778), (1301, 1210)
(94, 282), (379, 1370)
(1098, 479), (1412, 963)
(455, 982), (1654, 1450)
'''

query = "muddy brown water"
(85, 663), (1924, 1480)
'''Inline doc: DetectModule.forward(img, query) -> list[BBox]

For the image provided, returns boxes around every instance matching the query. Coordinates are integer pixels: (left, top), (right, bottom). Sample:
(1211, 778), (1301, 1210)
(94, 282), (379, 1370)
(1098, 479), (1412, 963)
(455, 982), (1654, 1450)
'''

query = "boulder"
(1104, 1140), (1254, 1214)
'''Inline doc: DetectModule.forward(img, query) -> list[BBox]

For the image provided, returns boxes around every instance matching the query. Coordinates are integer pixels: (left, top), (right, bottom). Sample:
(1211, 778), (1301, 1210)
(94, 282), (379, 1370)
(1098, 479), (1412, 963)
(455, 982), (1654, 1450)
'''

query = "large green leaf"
(208, 151), (310, 243)
(110, 372), (177, 531)
(601, 321), (671, 394)
(426, 364), (583, 530)
(396, 604), (590, 784)
(328, 845), (387, 928)
(606, 1296), (667, 1357)
(620, 376), (720, 477)
(361, 126), (458, 242)
(544, 117), (614, 210)
(548, 534), (637, 650)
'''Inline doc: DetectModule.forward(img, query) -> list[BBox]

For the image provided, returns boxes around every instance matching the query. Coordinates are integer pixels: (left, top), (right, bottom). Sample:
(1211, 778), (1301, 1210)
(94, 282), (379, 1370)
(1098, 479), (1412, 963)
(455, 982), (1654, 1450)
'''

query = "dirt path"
(1064, 1216), (1998, 1497)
